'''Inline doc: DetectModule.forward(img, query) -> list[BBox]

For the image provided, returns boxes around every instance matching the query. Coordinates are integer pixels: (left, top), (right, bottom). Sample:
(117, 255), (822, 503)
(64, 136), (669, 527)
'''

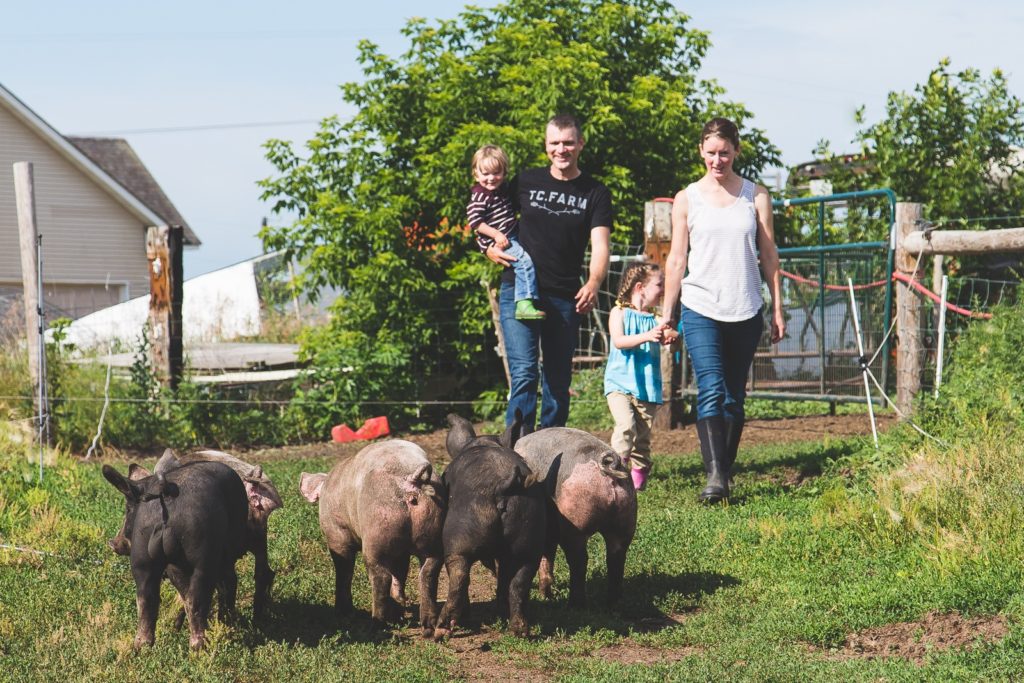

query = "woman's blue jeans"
(500, 281), (580, 430)
(680, 305), (764, 421)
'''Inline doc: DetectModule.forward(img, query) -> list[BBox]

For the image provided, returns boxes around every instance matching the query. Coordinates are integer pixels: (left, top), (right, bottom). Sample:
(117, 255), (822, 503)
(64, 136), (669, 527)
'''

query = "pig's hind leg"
(329, 548), (357, 615)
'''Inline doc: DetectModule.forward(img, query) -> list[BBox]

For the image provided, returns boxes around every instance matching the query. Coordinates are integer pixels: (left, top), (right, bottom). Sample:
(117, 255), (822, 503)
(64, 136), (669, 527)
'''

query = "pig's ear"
(103, 465), (137, 500)
(153, 448), (179, 475)
(500, 409), (525, 450)
(128, 463), (151, 480)
(299, 472), (328, 503)
(445, 414), (476, 457)
(246, 480), (284, 513)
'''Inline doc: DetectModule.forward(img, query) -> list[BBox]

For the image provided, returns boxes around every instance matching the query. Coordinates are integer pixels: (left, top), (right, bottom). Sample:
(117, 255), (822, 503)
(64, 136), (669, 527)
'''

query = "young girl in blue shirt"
(604, 262), (672, 491)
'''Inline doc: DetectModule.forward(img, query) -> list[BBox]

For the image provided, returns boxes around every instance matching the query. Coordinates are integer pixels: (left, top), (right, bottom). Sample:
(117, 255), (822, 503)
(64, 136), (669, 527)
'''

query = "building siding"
(0, 102), (149, 317)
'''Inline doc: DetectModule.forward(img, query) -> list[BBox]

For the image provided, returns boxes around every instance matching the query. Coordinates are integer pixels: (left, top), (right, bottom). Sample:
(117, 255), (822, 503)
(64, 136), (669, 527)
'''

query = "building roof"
(0, 81), (200, 246)
(67, 136), (200, 245)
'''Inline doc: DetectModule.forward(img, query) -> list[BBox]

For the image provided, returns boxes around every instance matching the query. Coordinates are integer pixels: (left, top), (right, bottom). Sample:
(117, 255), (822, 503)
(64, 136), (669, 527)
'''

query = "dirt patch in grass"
(815, 611), (1010, 665)
(427, 628), (699, 680)
(592, 640), (701, 664)
(231, 413), (892, 466)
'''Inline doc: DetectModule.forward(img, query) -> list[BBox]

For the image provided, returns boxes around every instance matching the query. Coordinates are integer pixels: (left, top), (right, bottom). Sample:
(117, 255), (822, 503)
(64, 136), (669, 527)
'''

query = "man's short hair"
(547, 113), (582, 139)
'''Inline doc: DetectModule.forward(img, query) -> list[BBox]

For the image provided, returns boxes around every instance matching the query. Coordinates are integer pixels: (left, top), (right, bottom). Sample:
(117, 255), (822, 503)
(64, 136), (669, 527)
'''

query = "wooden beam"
(147, 225), (184, 389)
(895, 203), (924, 418)
(903, 227), (1024, 255)
(484, 283), (511, 389)
(14, 161), (49, 442)
(644, 200), (680, 429)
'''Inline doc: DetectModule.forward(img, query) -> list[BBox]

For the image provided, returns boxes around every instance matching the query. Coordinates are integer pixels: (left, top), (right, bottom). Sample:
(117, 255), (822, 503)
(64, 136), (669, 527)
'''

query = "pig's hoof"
(132, 636), (155, 651)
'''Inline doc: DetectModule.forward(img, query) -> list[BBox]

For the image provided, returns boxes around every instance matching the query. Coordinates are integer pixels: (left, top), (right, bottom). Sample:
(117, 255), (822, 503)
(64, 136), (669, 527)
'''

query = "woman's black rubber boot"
(697, 416), (729, 504)
(724, 417), (745, 486)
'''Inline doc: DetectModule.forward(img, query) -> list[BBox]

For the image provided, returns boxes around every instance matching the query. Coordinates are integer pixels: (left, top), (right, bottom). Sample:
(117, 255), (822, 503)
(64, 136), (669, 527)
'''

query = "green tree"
(797, 60), (1024, 247)
(258, 0), (780, 430)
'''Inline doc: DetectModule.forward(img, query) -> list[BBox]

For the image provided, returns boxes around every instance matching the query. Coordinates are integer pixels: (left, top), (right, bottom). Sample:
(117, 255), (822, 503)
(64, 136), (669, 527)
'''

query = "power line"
(74, 118), (322, 136)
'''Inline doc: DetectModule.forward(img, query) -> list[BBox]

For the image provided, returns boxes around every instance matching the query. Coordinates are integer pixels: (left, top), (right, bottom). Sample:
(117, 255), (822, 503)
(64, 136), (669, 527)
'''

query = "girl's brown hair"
(615, 262), (661, 309)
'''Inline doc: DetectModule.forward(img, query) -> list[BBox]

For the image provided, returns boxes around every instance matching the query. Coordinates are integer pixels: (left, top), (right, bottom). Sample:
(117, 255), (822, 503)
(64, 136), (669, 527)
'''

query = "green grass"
(5, 298), (1024, 680)
(3, 425), (1024, 682)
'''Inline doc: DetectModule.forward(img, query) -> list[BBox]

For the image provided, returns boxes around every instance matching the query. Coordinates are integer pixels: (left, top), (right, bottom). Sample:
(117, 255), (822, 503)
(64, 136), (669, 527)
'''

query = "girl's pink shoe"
(631, 467), (649, 492)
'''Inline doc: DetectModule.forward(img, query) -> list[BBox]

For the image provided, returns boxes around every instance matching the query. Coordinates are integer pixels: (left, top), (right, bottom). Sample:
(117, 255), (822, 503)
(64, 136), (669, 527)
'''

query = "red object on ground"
(354, 416), (390, 440)
(331, 416), (391, 443)
(331, 424), (359, 443)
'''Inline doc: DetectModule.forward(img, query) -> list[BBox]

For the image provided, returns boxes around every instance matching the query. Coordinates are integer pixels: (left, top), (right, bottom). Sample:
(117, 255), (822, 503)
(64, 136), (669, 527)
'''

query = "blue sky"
(3, 1), (1021, 278)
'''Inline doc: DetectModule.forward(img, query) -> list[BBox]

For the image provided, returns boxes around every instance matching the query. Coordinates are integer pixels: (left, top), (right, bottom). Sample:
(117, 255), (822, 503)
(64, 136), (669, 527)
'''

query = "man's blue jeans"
(680, 305), (764, 421)
(500, 281), (581, 429)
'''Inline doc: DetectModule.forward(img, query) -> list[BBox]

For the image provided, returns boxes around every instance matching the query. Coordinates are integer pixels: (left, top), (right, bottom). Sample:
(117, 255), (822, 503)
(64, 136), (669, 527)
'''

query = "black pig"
(108, 449), (283, 622)
(103, 461), (248, 650)
(434, 414), (546, 639)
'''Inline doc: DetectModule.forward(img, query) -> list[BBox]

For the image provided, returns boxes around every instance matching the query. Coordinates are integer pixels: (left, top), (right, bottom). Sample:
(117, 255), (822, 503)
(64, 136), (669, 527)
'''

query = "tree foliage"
(797, 60), (1024, 248)
(258, 0), (780, 427)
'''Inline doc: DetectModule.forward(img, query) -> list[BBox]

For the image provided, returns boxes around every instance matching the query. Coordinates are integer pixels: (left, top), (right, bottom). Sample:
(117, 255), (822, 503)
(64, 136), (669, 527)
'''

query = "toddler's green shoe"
(515, 299), (546, 320)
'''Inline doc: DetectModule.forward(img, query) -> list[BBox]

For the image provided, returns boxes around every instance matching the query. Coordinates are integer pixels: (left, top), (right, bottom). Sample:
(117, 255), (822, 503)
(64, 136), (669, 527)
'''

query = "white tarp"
(60, 259), (262, 350)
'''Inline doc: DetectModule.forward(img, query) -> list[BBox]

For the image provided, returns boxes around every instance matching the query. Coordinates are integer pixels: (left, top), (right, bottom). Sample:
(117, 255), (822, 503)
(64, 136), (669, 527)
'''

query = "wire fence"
(2, 235), (1020, 448)
(574, 243), (647, 367)
(917, 274), (1019, 397)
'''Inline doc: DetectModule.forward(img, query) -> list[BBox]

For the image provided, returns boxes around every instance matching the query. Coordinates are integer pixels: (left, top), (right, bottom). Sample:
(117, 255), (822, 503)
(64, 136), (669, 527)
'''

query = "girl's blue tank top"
(603, 307), (662, 403)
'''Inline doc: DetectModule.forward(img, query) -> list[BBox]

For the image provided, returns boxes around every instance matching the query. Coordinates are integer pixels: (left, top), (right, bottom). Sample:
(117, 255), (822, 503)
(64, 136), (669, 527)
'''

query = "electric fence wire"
(843, 234), (948, 448)
(84, 342), (114, 460)
(0, 543), (105, 566)
(0, 395), (612, 407)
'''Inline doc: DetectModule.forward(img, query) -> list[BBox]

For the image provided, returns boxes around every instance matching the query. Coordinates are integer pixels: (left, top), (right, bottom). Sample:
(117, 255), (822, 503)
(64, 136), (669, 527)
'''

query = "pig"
(158, 449), (282, 618)
(299, 440), (445, 635)
(434, 414), (546, 639)
(103, 461), (249, 650)
(108, 448), (283, 620)
(514, 427), (636, 608)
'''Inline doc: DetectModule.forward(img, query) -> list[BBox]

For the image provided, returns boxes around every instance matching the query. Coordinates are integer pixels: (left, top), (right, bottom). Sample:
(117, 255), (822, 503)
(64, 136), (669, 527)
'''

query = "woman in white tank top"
(661, 118), (786, 504)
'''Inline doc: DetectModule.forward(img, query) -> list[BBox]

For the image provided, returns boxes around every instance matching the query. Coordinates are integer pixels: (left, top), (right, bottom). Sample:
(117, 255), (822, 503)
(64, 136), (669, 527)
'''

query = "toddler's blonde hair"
(472, 144), (510, 175)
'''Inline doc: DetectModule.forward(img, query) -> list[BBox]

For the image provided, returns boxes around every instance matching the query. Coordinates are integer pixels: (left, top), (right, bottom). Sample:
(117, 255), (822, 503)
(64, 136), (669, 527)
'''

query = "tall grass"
(817, 298), (1024, 612)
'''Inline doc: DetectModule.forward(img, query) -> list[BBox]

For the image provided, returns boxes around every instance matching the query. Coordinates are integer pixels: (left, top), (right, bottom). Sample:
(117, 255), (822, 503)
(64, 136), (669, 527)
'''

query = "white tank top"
(680, 178), (764, 321)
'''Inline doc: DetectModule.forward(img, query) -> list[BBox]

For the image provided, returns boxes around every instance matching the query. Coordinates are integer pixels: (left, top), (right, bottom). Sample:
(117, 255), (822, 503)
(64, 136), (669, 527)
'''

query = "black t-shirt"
(505, 167), (614, 299)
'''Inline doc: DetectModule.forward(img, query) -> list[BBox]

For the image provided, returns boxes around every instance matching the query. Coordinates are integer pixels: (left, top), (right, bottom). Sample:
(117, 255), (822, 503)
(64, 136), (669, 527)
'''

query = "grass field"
(3, 421), (1023, 682)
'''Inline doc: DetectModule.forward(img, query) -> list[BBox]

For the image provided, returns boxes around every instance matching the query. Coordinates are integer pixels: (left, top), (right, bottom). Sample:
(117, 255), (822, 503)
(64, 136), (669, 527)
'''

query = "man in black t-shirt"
(485, 114), (612, 429)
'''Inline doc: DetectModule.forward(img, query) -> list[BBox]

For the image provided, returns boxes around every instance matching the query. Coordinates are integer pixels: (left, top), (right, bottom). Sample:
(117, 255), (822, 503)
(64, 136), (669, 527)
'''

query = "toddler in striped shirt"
(468, 145), (545, 320)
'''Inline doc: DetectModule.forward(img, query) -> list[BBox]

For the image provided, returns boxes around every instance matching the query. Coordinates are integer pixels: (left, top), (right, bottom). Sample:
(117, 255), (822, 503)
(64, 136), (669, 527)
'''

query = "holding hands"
(655, 319), (679, 345)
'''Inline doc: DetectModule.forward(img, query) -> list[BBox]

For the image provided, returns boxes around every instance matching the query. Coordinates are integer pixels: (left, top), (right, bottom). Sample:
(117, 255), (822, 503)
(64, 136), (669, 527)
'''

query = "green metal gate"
(678, 189), (897, 408)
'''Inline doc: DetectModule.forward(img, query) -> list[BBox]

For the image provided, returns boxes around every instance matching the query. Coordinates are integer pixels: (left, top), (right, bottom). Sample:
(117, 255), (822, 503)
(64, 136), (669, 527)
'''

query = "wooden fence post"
(484, 282), (511, 389)
(14, 161), (50, 444)
(895, 202), (924, 418)
(643, 200), (681, 428)
(147, 225), (184, 389)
